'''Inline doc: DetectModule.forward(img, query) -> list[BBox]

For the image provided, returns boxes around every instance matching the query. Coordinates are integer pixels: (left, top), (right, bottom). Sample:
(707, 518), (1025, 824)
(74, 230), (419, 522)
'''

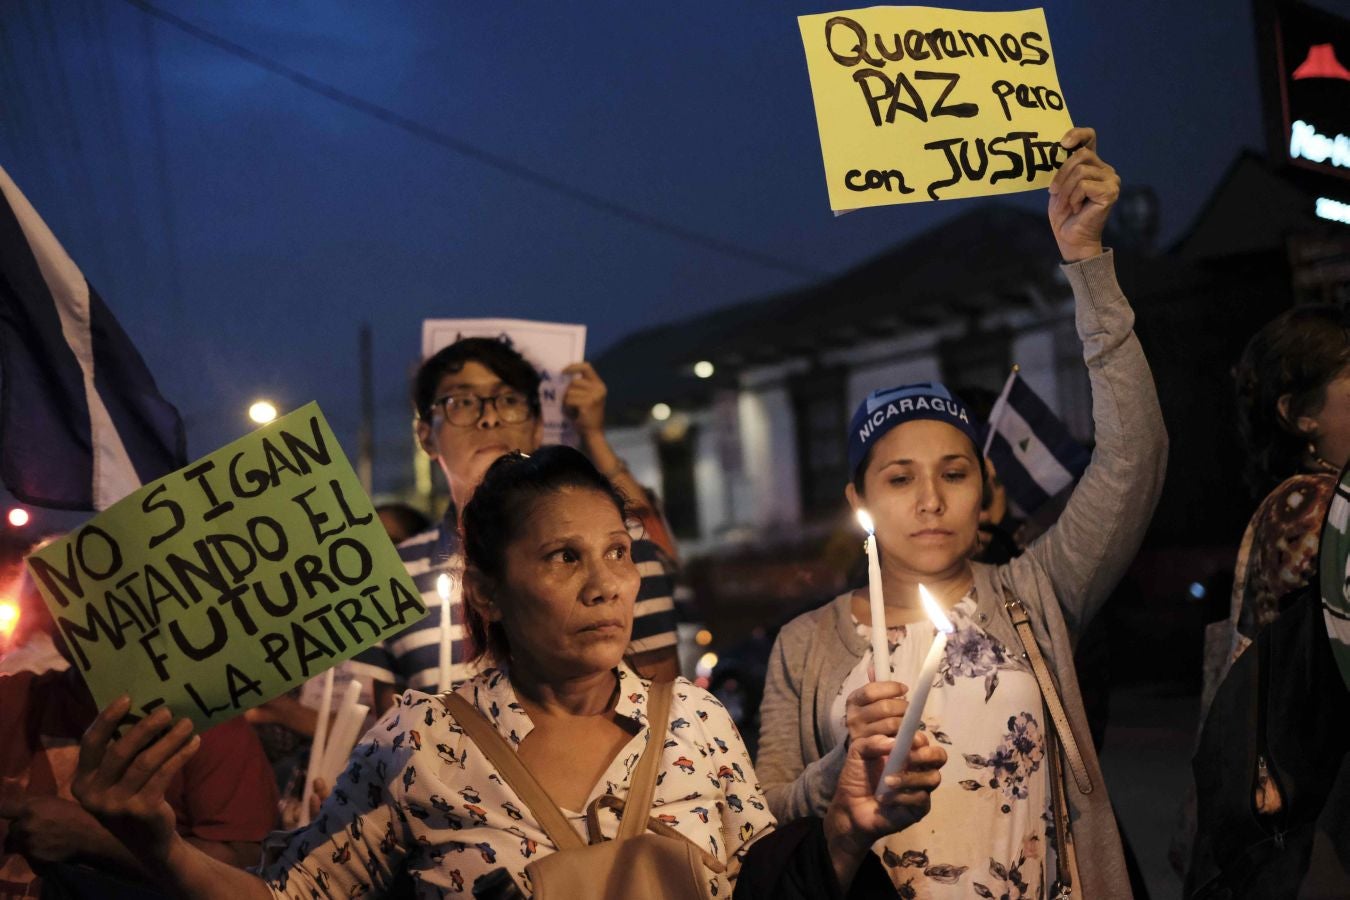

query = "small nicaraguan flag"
(982, 369), (1089, 518)
(0, 166), (184, 511)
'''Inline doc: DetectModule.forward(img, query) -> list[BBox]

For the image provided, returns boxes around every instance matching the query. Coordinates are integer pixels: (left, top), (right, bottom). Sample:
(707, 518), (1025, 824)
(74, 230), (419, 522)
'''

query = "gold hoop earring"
(1310, 441), (1339, 474)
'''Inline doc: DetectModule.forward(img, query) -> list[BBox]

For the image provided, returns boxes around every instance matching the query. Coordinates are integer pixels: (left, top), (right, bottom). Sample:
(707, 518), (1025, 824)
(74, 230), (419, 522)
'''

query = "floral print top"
(257, 664), (773, 898)
(829, 595), (1051, 899)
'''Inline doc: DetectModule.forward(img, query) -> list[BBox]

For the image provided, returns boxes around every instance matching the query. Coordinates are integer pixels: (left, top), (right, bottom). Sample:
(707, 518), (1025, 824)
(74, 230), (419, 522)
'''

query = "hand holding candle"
(875, 584), (954, 798)
(825, 731), (946, 878)
(855, 509), (891, 684)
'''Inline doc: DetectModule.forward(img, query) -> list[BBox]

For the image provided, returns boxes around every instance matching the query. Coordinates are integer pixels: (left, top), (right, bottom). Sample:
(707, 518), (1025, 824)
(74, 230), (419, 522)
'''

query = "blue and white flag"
(982, 369), (1089, 518)
(0, 167), (184, 510)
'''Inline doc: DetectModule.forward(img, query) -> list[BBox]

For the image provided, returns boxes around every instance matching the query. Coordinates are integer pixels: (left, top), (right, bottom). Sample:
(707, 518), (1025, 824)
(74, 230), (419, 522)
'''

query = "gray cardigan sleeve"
(757, 617), (848, 821)
(1017, 250), (1168, 636)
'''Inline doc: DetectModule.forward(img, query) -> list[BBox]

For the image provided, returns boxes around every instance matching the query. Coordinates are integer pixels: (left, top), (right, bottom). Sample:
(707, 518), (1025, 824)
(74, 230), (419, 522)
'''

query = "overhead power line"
(120, 0), (824, 280)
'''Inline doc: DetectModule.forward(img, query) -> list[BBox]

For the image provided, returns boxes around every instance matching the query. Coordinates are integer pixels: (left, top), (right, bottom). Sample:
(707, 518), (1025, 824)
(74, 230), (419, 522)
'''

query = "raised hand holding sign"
(1047, 127), (1120, 261)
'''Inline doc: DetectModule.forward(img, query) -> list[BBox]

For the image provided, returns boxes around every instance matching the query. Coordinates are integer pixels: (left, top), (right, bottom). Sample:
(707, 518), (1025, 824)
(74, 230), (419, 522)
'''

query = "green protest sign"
(25, 403), (427, 730)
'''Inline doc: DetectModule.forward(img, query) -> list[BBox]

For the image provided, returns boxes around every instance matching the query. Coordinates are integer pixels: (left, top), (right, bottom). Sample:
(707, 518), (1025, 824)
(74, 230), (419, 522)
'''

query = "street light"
(651, 403), (672, 422)
(7, 507), (29, 528)
(693, 360), (715, 379)
(695, 652), (719, 679)
(248, 400), (278, 425)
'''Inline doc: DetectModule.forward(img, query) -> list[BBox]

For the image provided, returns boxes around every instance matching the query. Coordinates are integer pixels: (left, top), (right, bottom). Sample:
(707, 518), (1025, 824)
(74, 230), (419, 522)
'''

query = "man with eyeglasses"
(349, 337), (680, 713)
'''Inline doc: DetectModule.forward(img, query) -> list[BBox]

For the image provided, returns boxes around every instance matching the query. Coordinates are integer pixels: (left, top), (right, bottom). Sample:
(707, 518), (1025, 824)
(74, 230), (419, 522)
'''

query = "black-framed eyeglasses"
(433, 390), (533, 427)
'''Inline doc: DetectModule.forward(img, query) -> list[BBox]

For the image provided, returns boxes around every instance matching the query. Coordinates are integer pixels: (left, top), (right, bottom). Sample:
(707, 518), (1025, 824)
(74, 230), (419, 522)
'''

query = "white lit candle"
(855, 509), (891, 683)
(876, 584), (955, 797)
(300, 667), (334, 824)
(318, 679), (366, 786)
(437, 572), (453, 691)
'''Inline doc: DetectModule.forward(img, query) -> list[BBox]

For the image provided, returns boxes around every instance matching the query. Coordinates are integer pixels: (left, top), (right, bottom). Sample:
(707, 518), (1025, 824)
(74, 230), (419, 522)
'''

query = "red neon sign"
(1293, 43), (1350, 81)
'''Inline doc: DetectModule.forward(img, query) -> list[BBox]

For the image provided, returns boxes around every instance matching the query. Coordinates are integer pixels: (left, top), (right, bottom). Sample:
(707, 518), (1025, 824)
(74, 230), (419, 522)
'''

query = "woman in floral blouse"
(757, 129), (1167, 900)
(70, 446), (945, 899)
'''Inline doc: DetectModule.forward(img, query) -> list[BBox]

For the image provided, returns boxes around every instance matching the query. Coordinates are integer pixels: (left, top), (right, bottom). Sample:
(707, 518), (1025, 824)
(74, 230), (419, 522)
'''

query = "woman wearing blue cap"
(756, 128), (1166, 900)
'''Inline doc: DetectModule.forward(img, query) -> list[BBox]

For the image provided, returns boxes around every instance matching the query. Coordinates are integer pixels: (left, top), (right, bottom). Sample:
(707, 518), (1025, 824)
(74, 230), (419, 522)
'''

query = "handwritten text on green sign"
(27, 404), (426, 730)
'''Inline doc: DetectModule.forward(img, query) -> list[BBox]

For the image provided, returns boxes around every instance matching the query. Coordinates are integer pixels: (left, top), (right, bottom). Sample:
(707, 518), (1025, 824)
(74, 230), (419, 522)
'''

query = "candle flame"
(855, 509), (875, 534)
(918, 585), (955, 634)
(436, 573), (451, 601)
(0, 599), (18, 639)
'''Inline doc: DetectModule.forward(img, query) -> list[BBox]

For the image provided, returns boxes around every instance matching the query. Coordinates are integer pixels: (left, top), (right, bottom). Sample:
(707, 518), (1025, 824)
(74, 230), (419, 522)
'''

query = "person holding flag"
(755, 128), (1167, 900)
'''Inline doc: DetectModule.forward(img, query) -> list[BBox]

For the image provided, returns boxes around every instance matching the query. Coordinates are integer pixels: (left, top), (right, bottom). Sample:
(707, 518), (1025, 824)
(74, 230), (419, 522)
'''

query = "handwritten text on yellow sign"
(798, 6), (1074, 211)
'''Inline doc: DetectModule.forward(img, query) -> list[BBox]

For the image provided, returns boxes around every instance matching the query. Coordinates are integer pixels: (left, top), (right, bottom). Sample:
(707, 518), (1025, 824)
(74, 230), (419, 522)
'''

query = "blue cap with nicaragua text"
(847, 382), (980, 477)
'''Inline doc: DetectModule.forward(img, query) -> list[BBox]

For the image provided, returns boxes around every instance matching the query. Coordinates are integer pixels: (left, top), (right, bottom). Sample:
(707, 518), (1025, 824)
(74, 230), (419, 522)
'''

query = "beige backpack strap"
(1044, 717), (1083, 898)
(1004, 596), (1094, 795)
(586, 796), (728, 874)
(441, 693), (586, 851)
(616, 679), (675, 840)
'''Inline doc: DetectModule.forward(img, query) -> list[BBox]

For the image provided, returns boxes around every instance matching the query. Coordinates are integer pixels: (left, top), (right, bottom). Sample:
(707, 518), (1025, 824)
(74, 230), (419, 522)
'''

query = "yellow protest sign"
(25, 404), (426, 731)
(798, 6), (1074, 212)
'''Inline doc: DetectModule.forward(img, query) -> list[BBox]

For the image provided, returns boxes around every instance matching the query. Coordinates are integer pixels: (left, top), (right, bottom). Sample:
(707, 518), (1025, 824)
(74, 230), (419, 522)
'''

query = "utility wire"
(118, 0), (824, 280)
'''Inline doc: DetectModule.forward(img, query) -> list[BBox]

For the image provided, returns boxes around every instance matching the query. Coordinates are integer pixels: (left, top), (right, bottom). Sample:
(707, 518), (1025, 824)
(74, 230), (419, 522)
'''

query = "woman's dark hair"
(459, 446), (630, 665)
(413, 337), (543, 423)
(1235, 305), (1350, 496)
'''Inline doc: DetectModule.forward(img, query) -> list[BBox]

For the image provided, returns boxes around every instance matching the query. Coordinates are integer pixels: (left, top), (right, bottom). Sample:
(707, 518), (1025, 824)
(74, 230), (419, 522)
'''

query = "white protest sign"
(421, 319), (587, 446)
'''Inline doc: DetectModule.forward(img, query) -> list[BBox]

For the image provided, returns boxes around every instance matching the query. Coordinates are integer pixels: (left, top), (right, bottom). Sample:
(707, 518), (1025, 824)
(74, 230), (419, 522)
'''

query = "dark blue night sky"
(2, 0), (1347, 495)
